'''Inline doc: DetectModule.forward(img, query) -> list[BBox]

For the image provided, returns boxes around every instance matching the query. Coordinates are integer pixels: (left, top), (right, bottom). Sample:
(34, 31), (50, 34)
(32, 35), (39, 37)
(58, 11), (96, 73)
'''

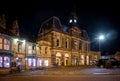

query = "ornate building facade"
(0, 13), (100, 74)
(37, 12), (94, 66)
(0, 14), (14, 74)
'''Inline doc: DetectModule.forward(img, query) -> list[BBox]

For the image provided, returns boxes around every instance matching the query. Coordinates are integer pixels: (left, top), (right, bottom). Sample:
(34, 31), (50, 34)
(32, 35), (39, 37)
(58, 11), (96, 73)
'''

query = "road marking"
(93, 73), (109, 74)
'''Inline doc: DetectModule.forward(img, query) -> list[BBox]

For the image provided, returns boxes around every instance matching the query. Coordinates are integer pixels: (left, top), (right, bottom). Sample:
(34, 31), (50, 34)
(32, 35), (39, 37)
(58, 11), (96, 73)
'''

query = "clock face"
(74, 19), (77, 23)
(69, 19), (77, 23)
(69, 19), (72, 23)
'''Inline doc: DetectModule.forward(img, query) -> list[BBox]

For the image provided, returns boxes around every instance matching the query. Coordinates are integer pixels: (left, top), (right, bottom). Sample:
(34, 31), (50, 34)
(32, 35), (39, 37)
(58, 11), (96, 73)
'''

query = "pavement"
(1, 66), (120, 76)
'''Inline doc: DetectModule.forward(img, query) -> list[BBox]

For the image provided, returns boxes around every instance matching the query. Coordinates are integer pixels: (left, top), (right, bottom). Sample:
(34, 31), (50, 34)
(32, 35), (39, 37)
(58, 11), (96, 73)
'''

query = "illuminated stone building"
(0, 14), (14, 74)
(11, 21), (39, 70)
(37, 40), (52, 67)
(0, 12), (101, 74)
(37, 12), (94, 66)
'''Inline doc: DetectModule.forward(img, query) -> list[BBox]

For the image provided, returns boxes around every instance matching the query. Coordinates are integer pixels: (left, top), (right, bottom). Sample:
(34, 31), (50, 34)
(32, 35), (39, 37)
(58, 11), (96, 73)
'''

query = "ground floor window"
(28, 58), (36, 67)
(0, 56), (3, 67)
(0, 56), (10, 68)
(44, 60), (48, 66)
(37, 59), (42, 67)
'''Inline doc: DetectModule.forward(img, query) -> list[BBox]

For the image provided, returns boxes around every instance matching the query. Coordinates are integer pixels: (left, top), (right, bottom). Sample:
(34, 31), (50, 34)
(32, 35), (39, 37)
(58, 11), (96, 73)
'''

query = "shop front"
(26, 55), (37, 70)
(0, 53), (12, 74)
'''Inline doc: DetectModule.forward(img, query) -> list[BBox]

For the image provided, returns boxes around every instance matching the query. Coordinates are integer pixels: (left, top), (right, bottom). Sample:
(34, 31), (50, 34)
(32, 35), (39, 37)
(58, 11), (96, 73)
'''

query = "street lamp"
(98, 35), (105, 51)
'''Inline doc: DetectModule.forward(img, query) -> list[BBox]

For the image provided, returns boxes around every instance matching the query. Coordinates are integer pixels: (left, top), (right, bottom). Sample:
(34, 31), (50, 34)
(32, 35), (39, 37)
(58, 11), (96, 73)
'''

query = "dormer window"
(69, 19), (72, 23)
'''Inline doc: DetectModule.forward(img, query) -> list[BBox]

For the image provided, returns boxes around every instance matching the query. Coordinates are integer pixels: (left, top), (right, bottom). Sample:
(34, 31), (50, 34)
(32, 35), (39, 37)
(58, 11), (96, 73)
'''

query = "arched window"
(56, 39), (59, 46)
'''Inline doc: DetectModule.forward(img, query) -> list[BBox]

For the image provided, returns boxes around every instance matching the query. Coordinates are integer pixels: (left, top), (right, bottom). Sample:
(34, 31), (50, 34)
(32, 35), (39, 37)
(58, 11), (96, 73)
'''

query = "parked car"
(96, 59), (108, 68)
(96, 58), (120, 68)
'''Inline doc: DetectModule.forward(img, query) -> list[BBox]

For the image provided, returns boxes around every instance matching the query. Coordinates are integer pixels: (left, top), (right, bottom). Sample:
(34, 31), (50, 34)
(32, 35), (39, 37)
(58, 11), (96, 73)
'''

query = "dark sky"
(0, 0), (120, 54)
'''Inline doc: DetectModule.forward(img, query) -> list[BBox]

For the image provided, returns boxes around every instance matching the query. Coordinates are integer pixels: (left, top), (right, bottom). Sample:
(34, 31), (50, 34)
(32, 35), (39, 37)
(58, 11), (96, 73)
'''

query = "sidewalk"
(1, 66), (120, 76)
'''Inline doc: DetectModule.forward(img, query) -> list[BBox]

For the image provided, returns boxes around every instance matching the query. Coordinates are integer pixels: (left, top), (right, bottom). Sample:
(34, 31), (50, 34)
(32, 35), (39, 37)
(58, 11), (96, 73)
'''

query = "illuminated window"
(18, 43), (22, 53)
(37, 59), (42, 67)
(0, 56), (10, 68)
(33, 59), (36, 67)
(0, 56), (2, 67)
(81, 55), (84, 64)
(69, 19), (72, 23)
(0, 38), (2, 49)
(4, 39), (10, 50)
(28, 45), (32, 54)
(28, 58), (36, 67)
(28, 45), (36, 54)
(4, 56), (10, 68)
(44, 60), (48, 66)
(28, 59), (32, 66)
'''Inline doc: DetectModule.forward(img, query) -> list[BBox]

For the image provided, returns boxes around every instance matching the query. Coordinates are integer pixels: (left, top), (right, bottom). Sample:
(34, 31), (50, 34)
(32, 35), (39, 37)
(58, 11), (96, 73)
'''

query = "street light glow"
(99, 35), (105, 40)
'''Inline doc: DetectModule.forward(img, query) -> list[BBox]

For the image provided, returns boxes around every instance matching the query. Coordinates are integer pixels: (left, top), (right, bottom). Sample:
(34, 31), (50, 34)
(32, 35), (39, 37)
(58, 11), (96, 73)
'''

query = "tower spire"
(68, 4), (78, 27)
(0, 14), (6, 29)
(11, 20), (20, 36)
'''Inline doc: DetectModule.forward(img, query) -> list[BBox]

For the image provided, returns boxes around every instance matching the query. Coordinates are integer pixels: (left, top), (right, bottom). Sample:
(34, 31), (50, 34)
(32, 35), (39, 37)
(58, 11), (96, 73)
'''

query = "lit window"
(0, 38), (2, 49)
(38, 59), (42, 66)
(44, 60), (48, 66)
(0, 56), (2, 67)
(18, 43), (22, 53)
(28, 58), (36, 67)
(74, 19), (77, 23)
(28, 59), (32, 66)
(33, 59), (36, 67)
(69, 19), (72, 23)
(28, 45), (32, 54)
(4, 39), (10, 50)
(4, 56), (10, 68)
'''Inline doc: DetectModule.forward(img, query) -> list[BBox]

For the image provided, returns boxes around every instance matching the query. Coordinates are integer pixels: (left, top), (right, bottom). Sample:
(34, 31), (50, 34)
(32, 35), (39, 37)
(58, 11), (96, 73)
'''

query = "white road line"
(93, 73), (109, 74)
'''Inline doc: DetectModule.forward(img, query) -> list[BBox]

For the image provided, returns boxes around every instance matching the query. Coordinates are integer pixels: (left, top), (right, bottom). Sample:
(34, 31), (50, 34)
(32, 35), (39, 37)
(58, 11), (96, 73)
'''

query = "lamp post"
(98, 35), (105, 52)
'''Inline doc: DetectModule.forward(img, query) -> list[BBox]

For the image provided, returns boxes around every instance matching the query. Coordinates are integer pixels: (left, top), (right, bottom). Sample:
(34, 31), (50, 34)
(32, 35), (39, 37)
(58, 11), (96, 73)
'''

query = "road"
(0, 75), (120, 81)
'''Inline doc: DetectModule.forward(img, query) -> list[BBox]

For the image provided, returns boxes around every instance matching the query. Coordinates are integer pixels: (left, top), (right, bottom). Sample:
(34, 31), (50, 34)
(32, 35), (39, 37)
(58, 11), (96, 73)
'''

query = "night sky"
(0, 0), (120, 54)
